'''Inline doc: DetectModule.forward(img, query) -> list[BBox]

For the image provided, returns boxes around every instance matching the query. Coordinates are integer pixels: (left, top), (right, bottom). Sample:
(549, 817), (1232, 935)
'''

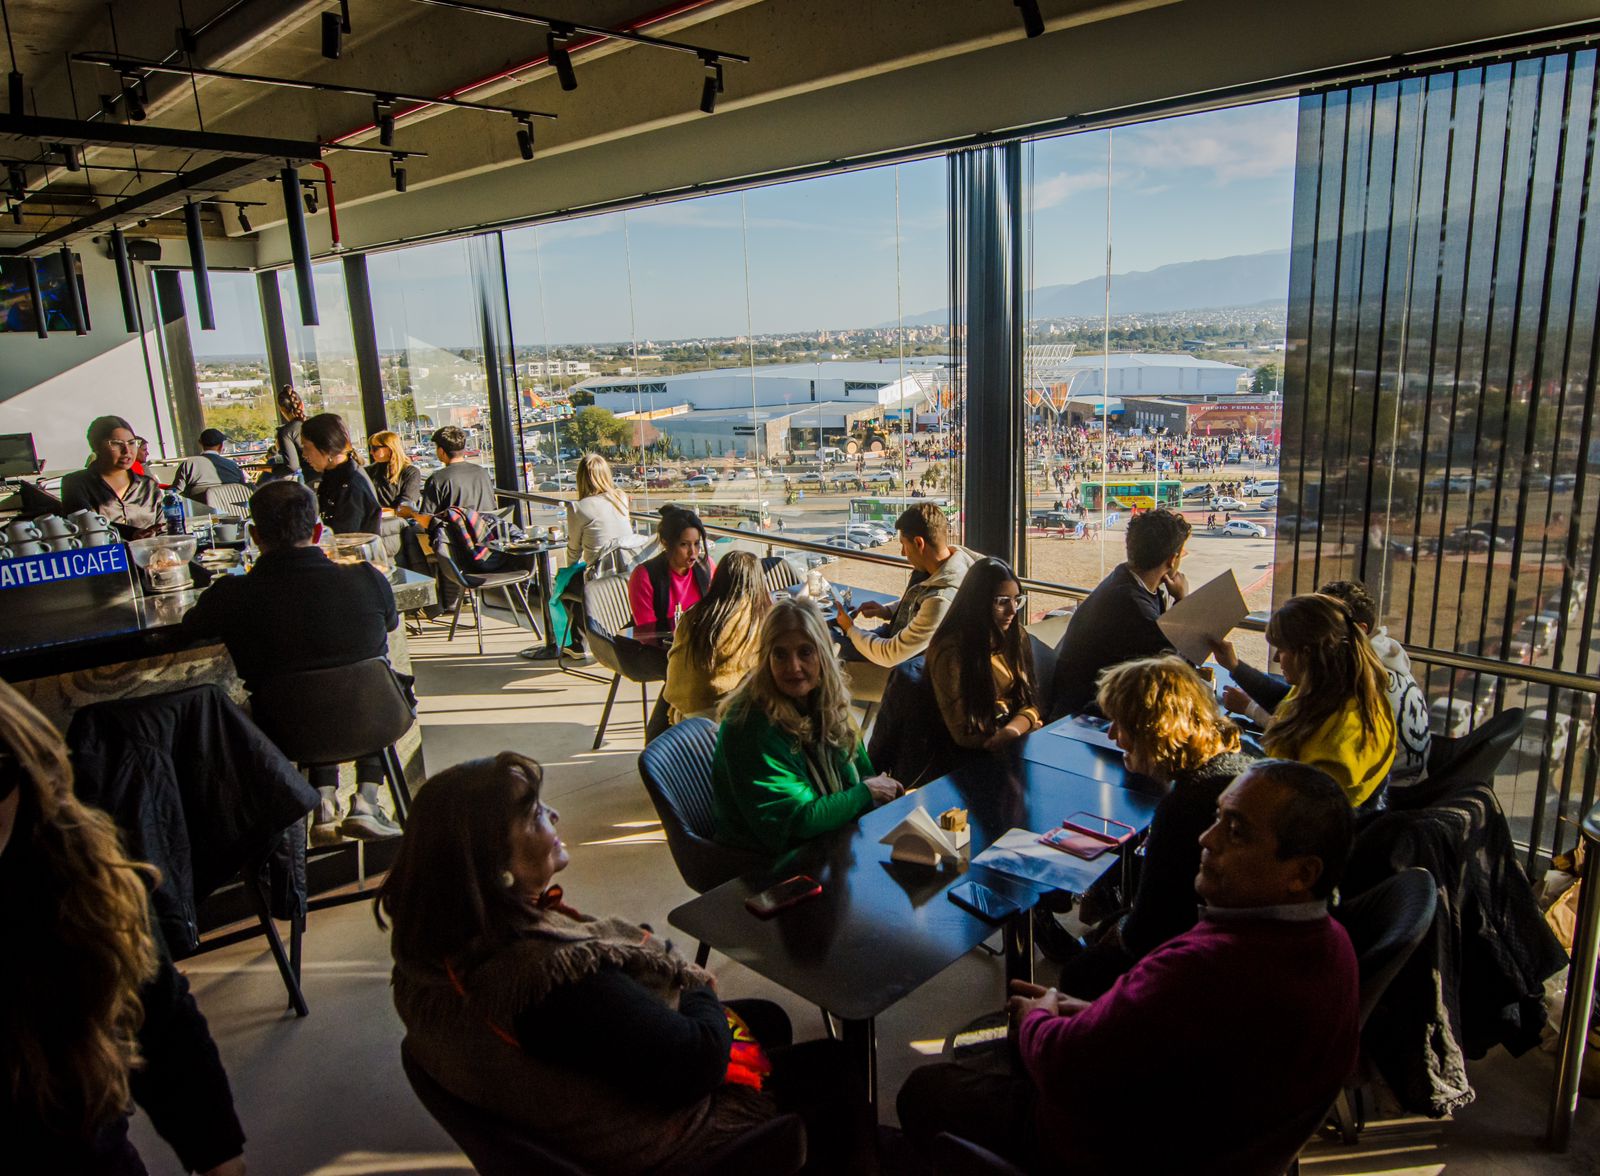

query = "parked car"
(1243, 480), (1280, 497)
(1508, 708), (1588, 776)
(864, 469), (901, 484)
(1259, 494), (1279, 511)
(822, 535), (866, 551)
(1211, 495), (1248, 511)
(1030, 509), (1074, 529)
(1519, 612), (1561, 654)
(684, 475), (716, 489)
(796, 470), (826, 484)
(1430, 696), (1487, 739)
(1219, 519), (1268, 539)
(1182, 484), (1213, 500)
(843, 525), (891, 546)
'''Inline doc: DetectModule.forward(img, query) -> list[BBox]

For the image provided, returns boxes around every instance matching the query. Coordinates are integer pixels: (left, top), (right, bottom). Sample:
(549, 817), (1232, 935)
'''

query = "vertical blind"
(1279, 50), (1600, 859)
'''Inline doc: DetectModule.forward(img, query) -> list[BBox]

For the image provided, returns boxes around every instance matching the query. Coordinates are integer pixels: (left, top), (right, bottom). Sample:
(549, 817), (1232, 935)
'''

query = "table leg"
(520, 550), (564, 660)
(840, 1016), (878, 1117)
(1004, 910), (1034, 987)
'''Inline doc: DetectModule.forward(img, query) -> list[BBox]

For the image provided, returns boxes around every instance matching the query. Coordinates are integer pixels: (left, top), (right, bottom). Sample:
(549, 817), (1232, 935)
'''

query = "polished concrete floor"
(127, 606), (1600, 1174)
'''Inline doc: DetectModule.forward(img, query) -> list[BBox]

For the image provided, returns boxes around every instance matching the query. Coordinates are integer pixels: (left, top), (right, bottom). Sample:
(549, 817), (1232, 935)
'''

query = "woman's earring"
(499, 870), (517, 889)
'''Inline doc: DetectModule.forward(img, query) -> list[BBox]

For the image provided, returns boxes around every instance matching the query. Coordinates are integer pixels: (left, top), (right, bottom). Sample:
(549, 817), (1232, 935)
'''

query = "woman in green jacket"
(712, 597), (902, 854)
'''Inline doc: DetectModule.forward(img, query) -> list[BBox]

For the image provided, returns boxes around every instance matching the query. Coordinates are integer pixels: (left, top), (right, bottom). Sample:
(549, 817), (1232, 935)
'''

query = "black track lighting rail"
(72, 52), (558, 124)
(397, 0), (750, 64)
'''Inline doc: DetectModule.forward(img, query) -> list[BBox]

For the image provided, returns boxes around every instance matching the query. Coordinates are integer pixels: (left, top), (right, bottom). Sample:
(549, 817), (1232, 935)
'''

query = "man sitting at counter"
(180, 480), (404, 844)
(168, 428), (247, 504)
(58, 416), (163, 539)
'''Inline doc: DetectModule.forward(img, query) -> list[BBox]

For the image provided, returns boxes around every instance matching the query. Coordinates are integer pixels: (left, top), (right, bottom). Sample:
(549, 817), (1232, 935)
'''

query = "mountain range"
(895, 249), (1291, 325)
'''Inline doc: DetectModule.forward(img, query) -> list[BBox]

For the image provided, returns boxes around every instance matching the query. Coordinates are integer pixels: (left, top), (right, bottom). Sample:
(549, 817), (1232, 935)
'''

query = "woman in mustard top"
(926, 557), (1042, 752)
(1257, 593), (1396, 807)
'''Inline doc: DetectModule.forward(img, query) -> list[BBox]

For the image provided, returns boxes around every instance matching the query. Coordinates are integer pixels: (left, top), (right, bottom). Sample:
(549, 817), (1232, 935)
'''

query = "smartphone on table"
(745, 874), (823, 918)
(947, 879), (1022, 923)
(1061, 811), (1135, 845)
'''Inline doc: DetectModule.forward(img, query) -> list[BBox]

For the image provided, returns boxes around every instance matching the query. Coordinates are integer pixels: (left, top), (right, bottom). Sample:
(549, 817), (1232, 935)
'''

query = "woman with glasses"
(366, 431), (423, 512)
(59, 416), (163, 539)
(926, 557), (1041, 751)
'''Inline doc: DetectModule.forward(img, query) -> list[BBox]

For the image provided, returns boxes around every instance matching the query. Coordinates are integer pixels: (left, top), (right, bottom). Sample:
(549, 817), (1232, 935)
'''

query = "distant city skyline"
(187, 99), (1298, 358)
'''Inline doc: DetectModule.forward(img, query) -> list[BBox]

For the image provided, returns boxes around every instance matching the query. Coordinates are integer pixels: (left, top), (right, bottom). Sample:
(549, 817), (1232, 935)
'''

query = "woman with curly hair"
(711, 598), (902, 854)
(1057, 655), (1257, 998)
(0, 679), (246, 1175)
(273, 384), (307, 478)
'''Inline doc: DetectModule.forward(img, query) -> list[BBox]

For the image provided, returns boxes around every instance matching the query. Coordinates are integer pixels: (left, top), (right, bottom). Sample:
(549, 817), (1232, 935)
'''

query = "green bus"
(1081, 479), (1183, 511)
(848, 496), (953, 525)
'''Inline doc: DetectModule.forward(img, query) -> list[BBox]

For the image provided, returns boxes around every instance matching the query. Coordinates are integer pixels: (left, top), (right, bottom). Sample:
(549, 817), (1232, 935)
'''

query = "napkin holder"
(880, 805), (969, 867)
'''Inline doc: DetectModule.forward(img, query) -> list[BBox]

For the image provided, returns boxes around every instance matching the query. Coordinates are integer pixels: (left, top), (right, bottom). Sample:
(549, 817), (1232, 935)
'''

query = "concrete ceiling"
(3, 0), (1599, 261)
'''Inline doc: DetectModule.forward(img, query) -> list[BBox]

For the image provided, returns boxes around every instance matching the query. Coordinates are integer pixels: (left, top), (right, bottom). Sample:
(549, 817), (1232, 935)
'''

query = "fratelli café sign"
(0, 545), (130, 590)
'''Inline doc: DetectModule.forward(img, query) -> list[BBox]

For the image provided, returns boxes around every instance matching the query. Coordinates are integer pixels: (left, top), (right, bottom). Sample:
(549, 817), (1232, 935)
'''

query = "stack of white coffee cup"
(0, 511), (118, 560)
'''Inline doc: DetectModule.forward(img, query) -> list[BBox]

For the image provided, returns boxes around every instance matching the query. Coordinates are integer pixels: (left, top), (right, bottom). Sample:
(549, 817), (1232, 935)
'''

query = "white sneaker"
(310, 796), (343, 847)
(341, 795), (402, 840)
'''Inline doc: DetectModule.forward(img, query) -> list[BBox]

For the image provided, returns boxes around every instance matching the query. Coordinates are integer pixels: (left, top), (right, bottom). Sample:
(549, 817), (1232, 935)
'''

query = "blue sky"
(188, 99), (1298, 356)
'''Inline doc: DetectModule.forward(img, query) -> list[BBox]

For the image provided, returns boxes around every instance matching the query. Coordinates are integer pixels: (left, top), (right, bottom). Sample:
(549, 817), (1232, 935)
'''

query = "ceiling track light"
(120, 72), (147, 120)
(321, 11), (343, 60)
(1014, 0), (1045, 38)
(60, 143), (82, 172)
(236, 203), (252, 232)
(303, 181), (319, 214)
(9, 202), (21, 226)
(7, 164), (25, 202)
(547, 26), (577, 91)
(389, 155), (408, 193)
(7, 70), (22, 117)
(515, 115), (534, 161)
(373, 99), (395, 146)
(699, 54), (723, 115)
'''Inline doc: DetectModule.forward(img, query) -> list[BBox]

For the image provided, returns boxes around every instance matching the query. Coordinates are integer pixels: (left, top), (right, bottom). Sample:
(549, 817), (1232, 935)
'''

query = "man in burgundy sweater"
(899, 760), (1360, 1174)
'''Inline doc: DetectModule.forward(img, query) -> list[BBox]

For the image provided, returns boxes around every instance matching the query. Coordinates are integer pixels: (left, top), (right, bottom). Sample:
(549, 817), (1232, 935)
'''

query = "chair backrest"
(584, 572), (635, 634)
(637, 717), (765, 894)
(400, 1043), (590, 1176)
(249, 658), (415, 766)
(1401, 707), (1526, 810)
(761, 555), (802, 594)
(203, 481), (254, 512)
(931, 1132), (1028, 1176)
(433, 545), (473, 590)
(1335, 866), (1438, 1025)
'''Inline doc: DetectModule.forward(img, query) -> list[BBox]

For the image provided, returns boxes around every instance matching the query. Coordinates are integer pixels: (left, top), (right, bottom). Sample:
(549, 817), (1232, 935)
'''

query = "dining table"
(489, 537), (562, 659)
(668, 720), (1164, 1110)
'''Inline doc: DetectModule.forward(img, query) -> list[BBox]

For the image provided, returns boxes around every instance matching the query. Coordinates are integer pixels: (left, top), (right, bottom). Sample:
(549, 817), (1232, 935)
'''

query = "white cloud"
(1115, 102), (1298, 181)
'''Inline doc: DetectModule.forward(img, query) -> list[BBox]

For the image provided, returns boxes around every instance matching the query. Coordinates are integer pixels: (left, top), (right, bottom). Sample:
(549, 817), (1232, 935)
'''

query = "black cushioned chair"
(401, 1041), (806, 1176)
(637, 717), (765, 965)
(585, 574), (668, 748)
(434, 547), (541, 656)
(248, 657), (417, 827)
(931, 1132), (1027, 1176)
(1395, 707), (1526, 810)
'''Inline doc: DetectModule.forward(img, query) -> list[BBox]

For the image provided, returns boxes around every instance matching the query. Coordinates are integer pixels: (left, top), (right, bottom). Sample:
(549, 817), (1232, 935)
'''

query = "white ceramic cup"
(5, 519), (40, 543)
(0, 545), (12, 561)
(81, 528), (116, 547)
(212, 516), (245, 543)
(68, 509), (111, 533)
(11, 540), (47, 557)
(46, 535), (83, 552)
(36, 515), (79, 539)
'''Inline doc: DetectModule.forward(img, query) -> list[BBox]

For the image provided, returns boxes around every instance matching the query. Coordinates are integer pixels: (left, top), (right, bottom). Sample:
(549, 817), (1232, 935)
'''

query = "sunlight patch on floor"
(306, 1152), (474, 1174)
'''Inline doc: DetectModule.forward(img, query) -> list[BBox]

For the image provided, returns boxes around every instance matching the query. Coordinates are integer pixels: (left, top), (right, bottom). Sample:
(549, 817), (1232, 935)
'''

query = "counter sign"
(0, 546), (130, 591)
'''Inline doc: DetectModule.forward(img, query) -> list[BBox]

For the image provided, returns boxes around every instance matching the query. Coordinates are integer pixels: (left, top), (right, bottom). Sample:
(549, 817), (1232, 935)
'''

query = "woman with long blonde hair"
(0, 680), (246, 1175)
(1256, 593), (1396, 807)
(711, 598), (901, 853)
(663, 551), (772, 724)
(552, 453), (639, 650)
(1057, 655), (1257, 998)
(367, 430), (423, 512)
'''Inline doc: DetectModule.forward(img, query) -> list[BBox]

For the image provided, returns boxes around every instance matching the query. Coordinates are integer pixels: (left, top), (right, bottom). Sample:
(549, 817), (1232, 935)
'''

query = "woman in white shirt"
(552, 454), (637, 650)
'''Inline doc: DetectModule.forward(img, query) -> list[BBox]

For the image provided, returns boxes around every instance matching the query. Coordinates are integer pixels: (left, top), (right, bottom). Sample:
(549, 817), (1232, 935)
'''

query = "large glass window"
(178, 271), (275, 453)
(277, 263), (362, 428)
(367, 239), (491, 474)
(1024, 101), (1298, 655)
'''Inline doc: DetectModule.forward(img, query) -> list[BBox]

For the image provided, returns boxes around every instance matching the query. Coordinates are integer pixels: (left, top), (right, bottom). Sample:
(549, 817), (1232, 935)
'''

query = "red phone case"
(745, 875), (822, 918)
(1061, 811), (1136, 845)
(1038, 826), (1114, 860)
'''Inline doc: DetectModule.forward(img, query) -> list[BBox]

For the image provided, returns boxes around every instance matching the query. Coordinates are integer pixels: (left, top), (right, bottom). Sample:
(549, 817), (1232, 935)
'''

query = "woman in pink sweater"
(628, 506), (716, 632)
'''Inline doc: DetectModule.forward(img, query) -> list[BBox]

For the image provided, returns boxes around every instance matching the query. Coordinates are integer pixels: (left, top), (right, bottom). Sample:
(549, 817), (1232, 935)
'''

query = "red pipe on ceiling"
(326, 0), (730, 147)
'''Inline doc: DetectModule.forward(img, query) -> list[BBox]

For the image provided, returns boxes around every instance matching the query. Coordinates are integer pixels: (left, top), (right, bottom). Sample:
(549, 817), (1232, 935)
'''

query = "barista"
(58, 417), (163, 539)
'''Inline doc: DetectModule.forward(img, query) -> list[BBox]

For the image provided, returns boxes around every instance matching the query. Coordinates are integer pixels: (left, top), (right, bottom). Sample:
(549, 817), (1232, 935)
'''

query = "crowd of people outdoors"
(11, 409), (1453, 1174)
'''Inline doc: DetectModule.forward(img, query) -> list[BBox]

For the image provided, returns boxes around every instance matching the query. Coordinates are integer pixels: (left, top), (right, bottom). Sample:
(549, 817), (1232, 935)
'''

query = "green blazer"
(711, 705), (874, 854)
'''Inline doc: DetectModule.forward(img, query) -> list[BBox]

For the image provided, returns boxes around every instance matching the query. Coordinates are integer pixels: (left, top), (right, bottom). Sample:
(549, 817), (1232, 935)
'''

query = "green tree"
(568, 388), (595, 406)
(564, 406), (630, 454)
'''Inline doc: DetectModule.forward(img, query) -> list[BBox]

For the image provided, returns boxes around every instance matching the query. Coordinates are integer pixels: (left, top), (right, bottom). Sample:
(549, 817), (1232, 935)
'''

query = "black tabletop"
(668, 750), (1163, 1022)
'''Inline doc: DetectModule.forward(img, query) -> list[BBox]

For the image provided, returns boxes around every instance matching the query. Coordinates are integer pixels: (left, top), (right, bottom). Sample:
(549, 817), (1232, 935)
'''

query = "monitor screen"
(0, 433), (40, 477)
(0, 254), (87, 333)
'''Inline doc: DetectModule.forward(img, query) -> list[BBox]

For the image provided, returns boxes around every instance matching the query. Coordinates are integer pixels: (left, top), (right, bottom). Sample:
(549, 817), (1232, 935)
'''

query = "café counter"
(3, 559), (437, 788)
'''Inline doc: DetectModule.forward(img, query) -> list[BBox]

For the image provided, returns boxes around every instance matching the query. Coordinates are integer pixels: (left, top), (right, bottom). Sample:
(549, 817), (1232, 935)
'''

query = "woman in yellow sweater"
(663, 551), (771, 723)
(927, 557), (1042, 751)
(1259, 592), (1396, 807)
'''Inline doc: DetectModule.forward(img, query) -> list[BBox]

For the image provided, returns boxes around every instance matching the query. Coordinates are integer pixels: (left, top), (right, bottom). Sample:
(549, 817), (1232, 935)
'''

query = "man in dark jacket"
(182, 480), (402, 844)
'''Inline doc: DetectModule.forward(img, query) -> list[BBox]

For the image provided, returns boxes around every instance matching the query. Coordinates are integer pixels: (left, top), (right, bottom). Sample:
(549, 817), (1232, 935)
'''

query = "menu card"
(971, 828), (1115, 893)
(1157, 570), (1248, 664)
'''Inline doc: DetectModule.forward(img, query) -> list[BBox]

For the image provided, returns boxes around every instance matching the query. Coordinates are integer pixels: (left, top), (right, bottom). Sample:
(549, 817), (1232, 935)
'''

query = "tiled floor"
(128, 607), (1599, 1174)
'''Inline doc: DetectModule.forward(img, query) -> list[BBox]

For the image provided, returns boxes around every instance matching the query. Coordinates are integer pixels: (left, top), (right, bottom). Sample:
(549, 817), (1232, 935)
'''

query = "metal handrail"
(497, 487), (1600, 698)
(1548, 798), (1600, 1151)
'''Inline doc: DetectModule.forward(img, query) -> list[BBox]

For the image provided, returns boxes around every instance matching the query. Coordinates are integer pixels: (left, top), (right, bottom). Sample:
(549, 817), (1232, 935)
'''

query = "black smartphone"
(744, 874), (823, 918)
(948, 879), (1021, 923)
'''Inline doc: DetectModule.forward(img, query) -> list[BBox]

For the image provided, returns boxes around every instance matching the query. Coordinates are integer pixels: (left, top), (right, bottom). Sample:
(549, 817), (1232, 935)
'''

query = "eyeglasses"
(993, 594), (1028, 610)
(107, 437), (147, 452)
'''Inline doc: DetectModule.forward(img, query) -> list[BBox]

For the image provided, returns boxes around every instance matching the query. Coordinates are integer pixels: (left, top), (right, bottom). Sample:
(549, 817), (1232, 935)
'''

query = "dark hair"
(657, 505), (706, 547)
(249, 480), (320, 549)
(1125, 508), (1191, 573)
(683, 551), (771, 668)
(1264, 593), (1390, 757)
(1318, 579), (1377, 630)
(929, 556), (1035, 739)
(375, 753), (546, 966)
(1245, 759), (1354, 899)
(301, 413), (358, 462)
(895, 502), (950, 550)
(276, 385), (306, 422)
(432, 426), (468, 456)
(197, 428), (227, 449)
(86, 415), (134, 449)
